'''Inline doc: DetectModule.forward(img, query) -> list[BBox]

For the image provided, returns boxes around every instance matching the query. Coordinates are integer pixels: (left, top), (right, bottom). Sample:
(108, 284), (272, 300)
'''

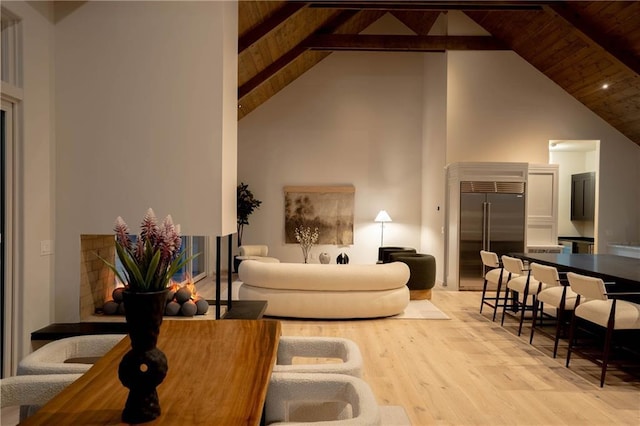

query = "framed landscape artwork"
(284, 185), (355, 245)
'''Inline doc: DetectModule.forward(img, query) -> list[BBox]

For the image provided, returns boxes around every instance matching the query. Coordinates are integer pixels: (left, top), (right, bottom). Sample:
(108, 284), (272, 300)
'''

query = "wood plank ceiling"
(238, 1), (640, 145)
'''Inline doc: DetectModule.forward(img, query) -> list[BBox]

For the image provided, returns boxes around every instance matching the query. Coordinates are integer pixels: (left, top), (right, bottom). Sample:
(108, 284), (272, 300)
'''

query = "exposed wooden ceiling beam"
(308, 1), (546, 11)
(304, 34), (509, 51)
(238, 10), (359, 100)
(239, 46), (305, 100)
(239, 2), (309, 53)
(543, 3), (640, 76)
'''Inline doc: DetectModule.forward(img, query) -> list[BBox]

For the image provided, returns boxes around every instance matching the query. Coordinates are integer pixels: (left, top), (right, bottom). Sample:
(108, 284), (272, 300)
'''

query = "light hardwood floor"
(280, 290), (640, 426)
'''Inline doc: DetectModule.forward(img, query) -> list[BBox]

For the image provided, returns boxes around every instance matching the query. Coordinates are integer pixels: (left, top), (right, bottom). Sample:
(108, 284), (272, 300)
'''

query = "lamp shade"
(374, 210), (392, 223)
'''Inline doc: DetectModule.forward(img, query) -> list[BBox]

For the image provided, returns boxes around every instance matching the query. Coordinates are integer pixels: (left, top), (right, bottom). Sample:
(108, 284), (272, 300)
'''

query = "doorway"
(0, 98), (14, 377)
(1, 107), (5, 376)
(1, 7), (21, 378)
(549, 139), (600, 251)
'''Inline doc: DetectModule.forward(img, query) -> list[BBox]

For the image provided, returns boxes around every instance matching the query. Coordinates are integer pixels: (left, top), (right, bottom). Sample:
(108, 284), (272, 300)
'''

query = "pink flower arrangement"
(101, 208), (195, 292)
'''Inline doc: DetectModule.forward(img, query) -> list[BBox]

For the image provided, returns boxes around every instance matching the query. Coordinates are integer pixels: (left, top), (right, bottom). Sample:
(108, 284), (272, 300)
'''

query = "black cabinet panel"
(571, 172), (595, 221)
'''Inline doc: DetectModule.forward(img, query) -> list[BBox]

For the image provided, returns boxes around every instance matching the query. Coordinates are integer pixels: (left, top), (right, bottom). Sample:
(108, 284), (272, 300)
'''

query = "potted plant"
(237, 182), (262, 248)
(235, 182), (262, 272)
(100, 208), (196, 424)
(106, 209), (192, 293)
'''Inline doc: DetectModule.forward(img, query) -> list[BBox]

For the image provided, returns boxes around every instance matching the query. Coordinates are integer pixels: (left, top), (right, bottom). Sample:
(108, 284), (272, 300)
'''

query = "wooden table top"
(21, 319), (281, 426)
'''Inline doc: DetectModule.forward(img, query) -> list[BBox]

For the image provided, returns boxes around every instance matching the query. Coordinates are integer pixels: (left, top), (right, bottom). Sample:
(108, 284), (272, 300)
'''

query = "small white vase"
(319, 252), (331, 264)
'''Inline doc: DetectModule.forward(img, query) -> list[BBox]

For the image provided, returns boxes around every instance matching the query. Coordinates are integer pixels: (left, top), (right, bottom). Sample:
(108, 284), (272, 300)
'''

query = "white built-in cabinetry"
(444, 162), (560, 290)
(526, 164), (561, 252)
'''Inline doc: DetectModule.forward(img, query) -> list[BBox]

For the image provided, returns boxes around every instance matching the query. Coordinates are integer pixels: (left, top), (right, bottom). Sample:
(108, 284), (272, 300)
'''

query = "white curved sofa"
(237, 245), (280, 263)
(238, 261), (410, 319)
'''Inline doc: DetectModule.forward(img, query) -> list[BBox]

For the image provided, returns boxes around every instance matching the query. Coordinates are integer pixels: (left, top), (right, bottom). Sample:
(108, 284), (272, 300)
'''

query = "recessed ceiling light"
(602, 83), (609, 89)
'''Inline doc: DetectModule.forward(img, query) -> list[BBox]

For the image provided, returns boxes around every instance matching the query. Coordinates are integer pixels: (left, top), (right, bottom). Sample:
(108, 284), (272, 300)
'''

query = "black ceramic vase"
(119, 289), (169, 424)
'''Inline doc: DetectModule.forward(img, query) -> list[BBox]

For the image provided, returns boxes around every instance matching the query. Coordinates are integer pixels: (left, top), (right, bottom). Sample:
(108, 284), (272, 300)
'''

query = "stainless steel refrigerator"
(459, 181), (526, 290)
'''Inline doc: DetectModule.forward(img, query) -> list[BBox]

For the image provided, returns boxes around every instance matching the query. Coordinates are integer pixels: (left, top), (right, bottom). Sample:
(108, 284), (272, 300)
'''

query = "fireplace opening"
(80, 235), (117, 320)
(80, 235), (213, 321)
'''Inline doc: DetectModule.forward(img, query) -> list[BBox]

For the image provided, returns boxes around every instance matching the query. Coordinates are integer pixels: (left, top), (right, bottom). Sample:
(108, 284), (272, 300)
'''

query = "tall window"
(1, 9), (22, 87)
(1, 8), (22, 378)
(171, 236), (207, 283)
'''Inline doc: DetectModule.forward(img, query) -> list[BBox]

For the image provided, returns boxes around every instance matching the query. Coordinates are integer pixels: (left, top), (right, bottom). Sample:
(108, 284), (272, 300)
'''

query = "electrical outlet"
(40, 240), (53, 256)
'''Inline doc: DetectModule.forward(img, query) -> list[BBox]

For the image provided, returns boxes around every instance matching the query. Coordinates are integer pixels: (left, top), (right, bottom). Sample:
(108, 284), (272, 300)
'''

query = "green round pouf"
(389, 253), (436, 300)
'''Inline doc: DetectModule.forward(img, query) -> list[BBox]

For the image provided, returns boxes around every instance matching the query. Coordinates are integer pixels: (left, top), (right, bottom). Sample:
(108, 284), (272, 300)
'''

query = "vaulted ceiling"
(237, 1), (640, 145)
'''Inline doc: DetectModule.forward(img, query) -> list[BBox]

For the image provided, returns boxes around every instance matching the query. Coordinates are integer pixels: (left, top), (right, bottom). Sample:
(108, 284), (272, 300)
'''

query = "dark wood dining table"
(21, 319), (281, 426)
(512, 253), (640, 302)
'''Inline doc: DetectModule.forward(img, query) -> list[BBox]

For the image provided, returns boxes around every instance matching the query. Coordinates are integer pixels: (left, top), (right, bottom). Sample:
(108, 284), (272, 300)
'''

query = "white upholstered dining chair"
(18, 334), (124, 375)
(274, 336), (363, 377)
(265, 372), (381, 425)
(1, 373), (82, 422)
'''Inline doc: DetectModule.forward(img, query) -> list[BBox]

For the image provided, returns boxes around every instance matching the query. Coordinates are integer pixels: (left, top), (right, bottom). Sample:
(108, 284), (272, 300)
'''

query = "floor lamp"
(374, 210), (392, 246)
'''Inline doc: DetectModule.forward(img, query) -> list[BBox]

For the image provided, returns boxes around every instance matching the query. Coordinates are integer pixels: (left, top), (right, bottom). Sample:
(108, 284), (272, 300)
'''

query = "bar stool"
(529, 263), (577, 358)
(500, 256), (546, 336)
(479, 250), (507, 321)
(566, 272), (640, 387)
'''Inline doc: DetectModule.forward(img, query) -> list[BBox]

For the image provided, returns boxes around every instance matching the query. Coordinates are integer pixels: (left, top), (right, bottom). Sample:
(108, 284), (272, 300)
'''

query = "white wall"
(421, 53), (447, 283)
(54, 1), (237, 322)
(54, 1), (236, 236)
(597, 137), (640, 250)
(238, 50), (425, 265)
(3, 0), (55, 363)
(220, 1), (239, 237)
(446, 50), (640, 252)
(447, 51), (559, 163)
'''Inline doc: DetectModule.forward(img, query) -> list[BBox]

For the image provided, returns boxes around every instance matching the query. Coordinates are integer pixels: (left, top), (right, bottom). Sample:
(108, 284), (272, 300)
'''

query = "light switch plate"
(40, 240), (53, 256)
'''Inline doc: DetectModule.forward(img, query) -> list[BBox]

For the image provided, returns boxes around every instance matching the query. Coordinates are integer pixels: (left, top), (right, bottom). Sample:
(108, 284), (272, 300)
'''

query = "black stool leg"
(529, 300), (540, 344)
(492, 276), (504, 322)
(517, 290), (530, 336)
(600, 324), (614, 387)
(566, 312), (579, 368)
(552, 307), (564, 358)
(480, 278), (489, 313)
(500, 287), (510, 327)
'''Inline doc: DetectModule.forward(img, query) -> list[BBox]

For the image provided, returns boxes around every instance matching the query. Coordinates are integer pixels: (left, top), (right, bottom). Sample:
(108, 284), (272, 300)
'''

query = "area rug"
(379, 405), (412, 425)
(392, 299), (450, 320)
